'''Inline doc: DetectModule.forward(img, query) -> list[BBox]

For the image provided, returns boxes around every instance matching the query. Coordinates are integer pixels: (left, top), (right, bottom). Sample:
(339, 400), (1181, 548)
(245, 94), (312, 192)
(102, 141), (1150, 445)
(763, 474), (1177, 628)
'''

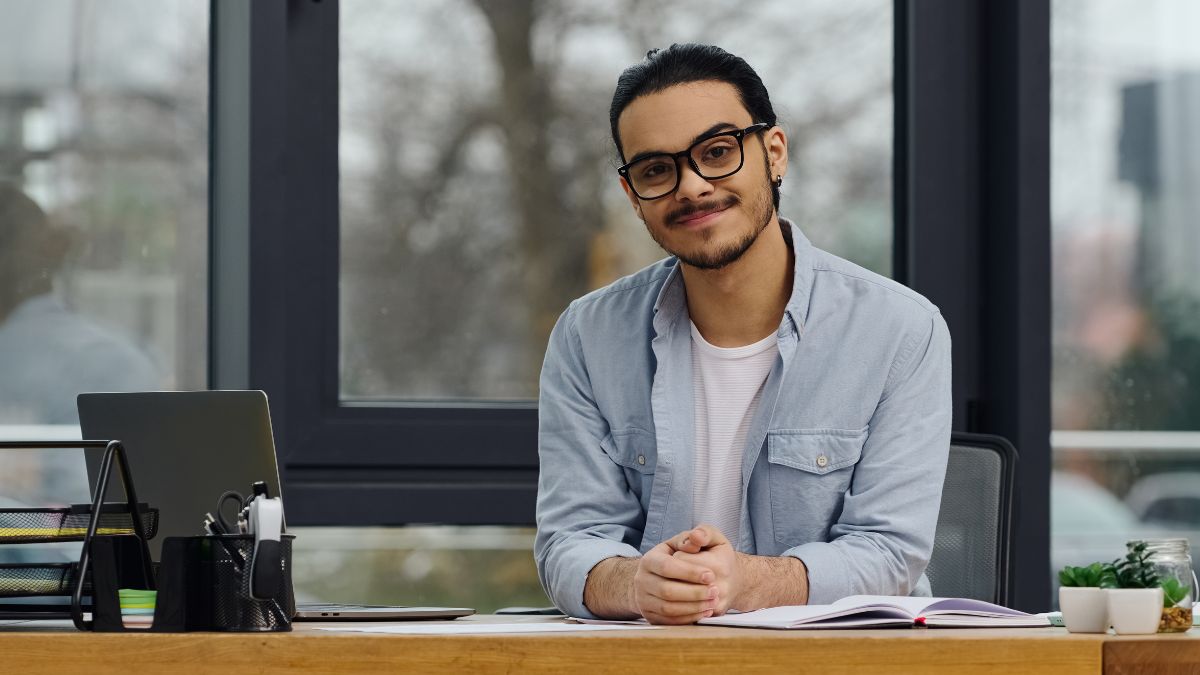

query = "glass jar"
(1137, 538), (1194, 633)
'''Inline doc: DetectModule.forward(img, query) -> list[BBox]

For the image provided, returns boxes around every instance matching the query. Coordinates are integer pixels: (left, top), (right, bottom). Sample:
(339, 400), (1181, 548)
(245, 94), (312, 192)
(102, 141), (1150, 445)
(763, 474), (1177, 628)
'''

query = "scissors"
(215, 481), (271, 534)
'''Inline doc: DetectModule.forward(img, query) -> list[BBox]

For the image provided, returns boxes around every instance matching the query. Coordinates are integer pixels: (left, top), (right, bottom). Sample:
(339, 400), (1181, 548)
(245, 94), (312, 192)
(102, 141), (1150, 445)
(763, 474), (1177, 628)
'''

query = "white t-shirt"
(690, 321), (779, 546)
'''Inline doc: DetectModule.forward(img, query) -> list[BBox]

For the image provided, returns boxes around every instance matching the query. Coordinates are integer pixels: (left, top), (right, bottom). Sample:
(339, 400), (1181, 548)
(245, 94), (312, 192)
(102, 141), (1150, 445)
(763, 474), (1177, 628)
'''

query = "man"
(0, 183), (160, 507)
(534, 44), (951, 624)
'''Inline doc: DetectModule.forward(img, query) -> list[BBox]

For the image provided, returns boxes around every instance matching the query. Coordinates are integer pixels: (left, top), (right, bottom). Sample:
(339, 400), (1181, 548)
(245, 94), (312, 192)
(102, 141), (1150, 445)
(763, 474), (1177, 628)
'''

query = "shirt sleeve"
(784, 309), (952, 603)
(534, 304), (644, 618)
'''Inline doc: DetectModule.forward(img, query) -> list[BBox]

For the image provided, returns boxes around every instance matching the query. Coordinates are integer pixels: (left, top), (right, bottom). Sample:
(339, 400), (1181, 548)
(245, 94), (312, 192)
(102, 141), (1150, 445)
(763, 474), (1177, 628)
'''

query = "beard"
(643, 175), (776, 271)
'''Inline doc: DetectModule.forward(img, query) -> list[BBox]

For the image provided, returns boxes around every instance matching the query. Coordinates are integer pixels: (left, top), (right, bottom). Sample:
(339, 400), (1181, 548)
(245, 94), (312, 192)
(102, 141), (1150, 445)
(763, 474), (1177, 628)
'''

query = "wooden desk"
(1104, 632), (1200, 675)
(0, 614), (1112, 675)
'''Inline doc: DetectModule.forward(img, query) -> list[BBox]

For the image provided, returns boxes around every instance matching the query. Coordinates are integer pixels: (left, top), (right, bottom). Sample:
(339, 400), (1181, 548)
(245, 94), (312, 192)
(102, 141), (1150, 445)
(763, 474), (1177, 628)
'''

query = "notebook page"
(699, 603), (911, 628)
(920, 597), (1034, 617)
(832, 595), (933, 616)
(834, 595), (1041, 621)
(922, 615), (1050, 628)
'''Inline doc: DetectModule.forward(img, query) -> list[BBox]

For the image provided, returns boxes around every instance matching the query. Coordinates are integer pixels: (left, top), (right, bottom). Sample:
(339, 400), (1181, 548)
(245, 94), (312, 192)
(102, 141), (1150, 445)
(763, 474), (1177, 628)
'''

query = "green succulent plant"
(1161, 578), (1191, 608)
(1058, 562), (1112, 588)
(1107, 541), (1161, 589)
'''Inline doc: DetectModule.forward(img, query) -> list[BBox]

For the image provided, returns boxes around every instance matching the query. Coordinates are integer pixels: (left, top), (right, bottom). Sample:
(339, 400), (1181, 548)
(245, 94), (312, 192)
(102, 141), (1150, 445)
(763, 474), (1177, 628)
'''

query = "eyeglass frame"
(616, 122), (771, 201)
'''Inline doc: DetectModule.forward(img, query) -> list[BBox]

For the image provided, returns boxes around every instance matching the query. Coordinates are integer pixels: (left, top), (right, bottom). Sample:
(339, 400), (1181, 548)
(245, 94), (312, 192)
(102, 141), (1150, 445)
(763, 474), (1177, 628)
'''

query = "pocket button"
(815, 454), (829, 468)
(637, 455), (646, 466)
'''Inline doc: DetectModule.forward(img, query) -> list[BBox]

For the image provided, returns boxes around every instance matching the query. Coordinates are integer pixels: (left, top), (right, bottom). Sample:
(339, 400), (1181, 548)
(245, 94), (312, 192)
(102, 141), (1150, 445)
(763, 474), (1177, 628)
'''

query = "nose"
(673, 158), (714, 202)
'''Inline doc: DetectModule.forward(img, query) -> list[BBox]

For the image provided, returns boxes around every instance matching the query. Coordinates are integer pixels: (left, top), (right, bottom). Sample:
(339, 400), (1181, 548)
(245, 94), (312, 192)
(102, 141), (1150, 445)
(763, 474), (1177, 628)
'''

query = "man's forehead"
(618, 81), (752, 157)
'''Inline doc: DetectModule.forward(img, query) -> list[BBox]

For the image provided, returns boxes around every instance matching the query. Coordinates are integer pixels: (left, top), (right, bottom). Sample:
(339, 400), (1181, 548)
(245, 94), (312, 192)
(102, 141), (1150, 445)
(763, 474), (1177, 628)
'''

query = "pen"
(204, 513), (246, 574)
(203, 513), (227, 536)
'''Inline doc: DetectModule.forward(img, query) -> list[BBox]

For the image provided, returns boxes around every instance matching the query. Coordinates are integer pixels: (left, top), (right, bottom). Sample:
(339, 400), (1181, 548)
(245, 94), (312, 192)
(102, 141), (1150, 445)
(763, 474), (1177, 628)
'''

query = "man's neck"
(681, 217), (794, 348)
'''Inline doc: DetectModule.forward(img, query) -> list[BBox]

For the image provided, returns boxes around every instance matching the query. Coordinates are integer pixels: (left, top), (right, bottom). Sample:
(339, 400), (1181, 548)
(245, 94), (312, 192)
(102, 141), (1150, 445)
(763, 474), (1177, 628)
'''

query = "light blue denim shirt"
(535, 219), (952, 619)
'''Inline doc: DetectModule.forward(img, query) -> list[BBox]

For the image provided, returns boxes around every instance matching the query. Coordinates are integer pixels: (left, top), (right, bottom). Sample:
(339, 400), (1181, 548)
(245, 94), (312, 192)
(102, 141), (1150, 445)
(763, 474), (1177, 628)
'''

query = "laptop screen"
(77, 390), (283, 559)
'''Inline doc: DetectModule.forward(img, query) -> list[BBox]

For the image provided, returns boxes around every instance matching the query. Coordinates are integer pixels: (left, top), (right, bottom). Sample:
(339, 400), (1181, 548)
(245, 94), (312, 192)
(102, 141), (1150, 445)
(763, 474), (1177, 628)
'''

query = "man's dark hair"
(0, 181), (49, 249)
(609, 43), (780, 208)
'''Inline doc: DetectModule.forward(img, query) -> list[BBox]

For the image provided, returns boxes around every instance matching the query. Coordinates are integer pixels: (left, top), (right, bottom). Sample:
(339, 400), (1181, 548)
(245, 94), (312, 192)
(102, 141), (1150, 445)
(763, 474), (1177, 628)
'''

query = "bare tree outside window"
(339, 0), (894, 402)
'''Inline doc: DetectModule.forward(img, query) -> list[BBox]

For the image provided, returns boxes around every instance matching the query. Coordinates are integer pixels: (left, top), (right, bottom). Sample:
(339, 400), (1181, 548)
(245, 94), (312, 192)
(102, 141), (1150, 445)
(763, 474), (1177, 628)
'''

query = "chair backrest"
(924, 432), (1017, 606)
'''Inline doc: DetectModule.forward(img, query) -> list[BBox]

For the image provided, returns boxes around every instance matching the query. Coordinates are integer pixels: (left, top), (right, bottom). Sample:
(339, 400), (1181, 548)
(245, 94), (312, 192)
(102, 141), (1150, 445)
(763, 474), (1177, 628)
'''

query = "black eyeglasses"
(617, 123), (769, 200)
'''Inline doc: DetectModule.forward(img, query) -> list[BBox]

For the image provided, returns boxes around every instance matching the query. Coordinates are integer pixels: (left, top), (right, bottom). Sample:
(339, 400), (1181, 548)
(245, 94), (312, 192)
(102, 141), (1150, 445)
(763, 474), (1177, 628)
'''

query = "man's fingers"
(690, 524), (729, 548)
(664, 528), (704, 553)
(643, 607), (715, 625)
(645, 578), (718, 603)
(668, 531), (692, 552)
(641, 595), (716, 617)
(639, 593), (718, 624)
(644, 547), (714, 584)
(664, 525), (729, 554)
(672, 549), (717, 567)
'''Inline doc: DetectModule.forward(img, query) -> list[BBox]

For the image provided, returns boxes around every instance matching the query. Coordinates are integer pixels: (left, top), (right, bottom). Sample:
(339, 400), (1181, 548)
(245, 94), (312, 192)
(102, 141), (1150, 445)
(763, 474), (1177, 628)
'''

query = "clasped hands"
(632, 524), (745, 625)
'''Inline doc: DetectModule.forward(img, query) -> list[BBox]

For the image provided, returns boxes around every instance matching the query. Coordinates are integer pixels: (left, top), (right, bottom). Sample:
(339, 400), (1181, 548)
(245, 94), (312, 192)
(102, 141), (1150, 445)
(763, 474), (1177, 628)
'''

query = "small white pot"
(1107, 588), (1164, 635)
(1059, 587), (1108, 633)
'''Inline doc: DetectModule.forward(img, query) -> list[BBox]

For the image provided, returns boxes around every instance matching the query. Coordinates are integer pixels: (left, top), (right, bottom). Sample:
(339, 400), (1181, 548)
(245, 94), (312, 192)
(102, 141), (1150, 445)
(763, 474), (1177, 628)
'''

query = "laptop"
(78, 390), (474, 621)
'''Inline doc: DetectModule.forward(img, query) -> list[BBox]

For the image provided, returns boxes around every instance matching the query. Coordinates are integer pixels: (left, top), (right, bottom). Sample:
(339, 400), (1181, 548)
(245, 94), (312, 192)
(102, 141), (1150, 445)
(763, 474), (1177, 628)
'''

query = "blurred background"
(1049, 0), (1200, 591)
(0, 0), (1197, 611)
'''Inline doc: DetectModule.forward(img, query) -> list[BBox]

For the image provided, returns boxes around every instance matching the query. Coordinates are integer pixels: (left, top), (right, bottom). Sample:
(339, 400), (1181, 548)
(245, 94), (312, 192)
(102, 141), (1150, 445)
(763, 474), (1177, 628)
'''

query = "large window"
(1051, 0), (1200, 585)
(0, 2), (1072, 612)
(0, 1), (208, 510)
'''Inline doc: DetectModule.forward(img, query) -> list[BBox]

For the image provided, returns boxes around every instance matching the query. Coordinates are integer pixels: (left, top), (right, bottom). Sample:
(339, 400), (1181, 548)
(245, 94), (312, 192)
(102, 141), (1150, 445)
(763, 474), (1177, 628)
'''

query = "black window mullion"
(901, 0), (1051, 611)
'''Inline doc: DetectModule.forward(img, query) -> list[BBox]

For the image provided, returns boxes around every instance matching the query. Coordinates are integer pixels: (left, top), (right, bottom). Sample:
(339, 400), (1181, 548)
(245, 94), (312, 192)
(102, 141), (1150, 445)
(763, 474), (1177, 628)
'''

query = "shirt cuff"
(550, 537), (641, 619)
(783, 542), (851, 605)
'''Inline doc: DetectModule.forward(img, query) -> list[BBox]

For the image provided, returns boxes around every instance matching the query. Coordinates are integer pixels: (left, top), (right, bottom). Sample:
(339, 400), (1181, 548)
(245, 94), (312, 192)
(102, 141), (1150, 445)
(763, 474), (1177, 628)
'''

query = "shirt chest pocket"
(600, 429), (657, 514)
(766, 428), (866, 546)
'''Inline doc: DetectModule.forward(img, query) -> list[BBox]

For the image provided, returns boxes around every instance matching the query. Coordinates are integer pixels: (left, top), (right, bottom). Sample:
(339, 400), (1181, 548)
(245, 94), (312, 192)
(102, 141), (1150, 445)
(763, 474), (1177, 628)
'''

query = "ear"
(765, 125), (789, 181)
(619, 175), (644, 219)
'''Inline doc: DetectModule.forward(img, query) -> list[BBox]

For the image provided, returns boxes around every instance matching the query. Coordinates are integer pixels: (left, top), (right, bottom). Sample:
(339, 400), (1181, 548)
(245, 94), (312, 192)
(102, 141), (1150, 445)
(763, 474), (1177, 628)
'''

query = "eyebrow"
(625, 122), (740, 165)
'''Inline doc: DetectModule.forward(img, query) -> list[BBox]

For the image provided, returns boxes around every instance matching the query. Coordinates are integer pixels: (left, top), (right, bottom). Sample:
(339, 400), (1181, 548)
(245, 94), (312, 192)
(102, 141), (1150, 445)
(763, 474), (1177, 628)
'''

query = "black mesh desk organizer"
(0, 440), (155, 630)
(154, 533), (295, 631)
(0, 441), (293, 632)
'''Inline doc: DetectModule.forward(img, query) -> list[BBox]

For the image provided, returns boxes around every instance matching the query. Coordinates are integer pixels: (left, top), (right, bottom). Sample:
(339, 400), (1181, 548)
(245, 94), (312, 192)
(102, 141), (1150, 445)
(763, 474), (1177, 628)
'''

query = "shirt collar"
(781, 217), (815, 338)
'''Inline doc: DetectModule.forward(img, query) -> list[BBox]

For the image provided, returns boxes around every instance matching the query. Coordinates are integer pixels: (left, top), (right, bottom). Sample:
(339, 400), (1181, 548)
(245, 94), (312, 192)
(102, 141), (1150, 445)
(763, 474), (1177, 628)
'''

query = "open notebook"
(698, 595), (1049, 629)
(572, 595), (1048, 629)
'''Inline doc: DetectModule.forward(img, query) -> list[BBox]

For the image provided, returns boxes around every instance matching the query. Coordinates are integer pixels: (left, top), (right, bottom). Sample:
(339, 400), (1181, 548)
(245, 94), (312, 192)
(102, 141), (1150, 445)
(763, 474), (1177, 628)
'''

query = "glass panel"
(339, 0), (893, 401)
(291, 526), (549, 612)
(1051, 0), (1200, 599)
(0, 2), (209, 515)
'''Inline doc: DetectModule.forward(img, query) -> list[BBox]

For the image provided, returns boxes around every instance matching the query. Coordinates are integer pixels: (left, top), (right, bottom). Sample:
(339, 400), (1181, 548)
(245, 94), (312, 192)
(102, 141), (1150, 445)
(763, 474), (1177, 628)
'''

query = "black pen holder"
(151, 534), (295, 632)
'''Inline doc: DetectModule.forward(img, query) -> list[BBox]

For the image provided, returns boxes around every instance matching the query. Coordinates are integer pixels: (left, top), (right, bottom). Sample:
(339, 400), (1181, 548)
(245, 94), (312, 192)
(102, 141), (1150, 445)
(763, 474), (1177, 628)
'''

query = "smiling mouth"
(675, 205), (729, 226)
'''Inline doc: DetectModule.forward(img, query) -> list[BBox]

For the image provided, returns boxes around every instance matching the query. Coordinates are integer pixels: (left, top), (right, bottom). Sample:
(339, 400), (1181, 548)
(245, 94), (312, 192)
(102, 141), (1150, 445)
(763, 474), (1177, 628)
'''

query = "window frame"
(896, 0), (1050, 611)
(210, 0), (538, 527)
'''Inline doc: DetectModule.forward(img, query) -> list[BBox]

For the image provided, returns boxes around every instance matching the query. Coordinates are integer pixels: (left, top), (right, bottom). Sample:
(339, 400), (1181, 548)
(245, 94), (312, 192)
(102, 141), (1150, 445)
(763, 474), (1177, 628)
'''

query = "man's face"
(617, 80), (787, 270)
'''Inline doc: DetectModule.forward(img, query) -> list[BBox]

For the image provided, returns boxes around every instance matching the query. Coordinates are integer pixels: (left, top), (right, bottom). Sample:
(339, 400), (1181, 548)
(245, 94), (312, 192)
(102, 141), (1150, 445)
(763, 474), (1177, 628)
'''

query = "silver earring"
(773, 176), (784, 188)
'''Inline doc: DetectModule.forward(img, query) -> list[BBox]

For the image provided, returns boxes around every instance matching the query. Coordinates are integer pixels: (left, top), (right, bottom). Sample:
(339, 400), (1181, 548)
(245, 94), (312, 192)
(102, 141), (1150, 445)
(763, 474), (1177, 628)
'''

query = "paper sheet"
(315, 622), (662, 635)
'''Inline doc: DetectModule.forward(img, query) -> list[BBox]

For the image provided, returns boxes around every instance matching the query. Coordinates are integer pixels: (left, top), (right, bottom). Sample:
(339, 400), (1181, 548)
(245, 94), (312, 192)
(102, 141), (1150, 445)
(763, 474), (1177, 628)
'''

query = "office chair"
(923, 432), (1018, 606)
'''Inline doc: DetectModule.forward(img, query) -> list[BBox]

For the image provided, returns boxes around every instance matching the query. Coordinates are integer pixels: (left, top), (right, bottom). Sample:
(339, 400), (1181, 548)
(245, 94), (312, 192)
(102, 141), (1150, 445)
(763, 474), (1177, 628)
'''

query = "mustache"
(666, 195), (739, 226)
